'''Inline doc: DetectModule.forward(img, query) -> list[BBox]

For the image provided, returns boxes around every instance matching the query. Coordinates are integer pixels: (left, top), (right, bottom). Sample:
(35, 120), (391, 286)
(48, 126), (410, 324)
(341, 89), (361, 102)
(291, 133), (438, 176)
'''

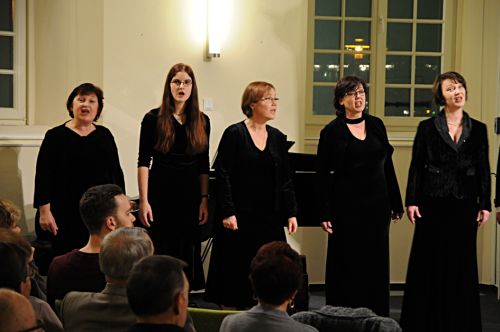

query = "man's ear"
(173, 291), (183, 315)
(105, 216), (117, 231)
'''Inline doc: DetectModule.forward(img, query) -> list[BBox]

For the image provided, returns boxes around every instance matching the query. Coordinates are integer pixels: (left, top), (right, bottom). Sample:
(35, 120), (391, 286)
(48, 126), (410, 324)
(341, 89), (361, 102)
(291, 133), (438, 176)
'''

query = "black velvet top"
(406, 110), (491, 210)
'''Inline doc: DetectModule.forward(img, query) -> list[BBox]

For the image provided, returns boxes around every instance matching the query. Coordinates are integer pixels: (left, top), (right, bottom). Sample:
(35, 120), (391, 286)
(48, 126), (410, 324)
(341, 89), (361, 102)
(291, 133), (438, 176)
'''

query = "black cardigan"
(406, 111), (491, 211)
(316, 114), (404, 222)
(215, 121), (297, 221)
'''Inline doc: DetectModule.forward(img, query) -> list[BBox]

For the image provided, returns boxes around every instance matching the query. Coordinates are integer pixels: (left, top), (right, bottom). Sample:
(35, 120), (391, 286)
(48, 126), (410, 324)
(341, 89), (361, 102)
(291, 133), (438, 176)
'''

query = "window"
(0, 0), (26, 122)
(306, 0), (450, 130)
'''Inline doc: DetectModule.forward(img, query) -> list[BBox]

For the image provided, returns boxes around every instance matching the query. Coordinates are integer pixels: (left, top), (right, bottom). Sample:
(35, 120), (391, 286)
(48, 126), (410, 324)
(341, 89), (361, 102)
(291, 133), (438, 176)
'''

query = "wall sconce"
(206, 0), (222, 59)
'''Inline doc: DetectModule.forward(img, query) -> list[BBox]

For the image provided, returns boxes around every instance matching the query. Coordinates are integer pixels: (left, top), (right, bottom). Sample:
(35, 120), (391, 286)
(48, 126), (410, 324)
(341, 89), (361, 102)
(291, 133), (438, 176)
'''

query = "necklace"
(344, 114), (365, 124)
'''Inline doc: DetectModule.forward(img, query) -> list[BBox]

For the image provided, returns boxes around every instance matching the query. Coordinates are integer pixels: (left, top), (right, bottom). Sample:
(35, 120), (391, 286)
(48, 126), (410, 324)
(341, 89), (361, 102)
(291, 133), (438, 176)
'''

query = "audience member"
(0, 288), (41, 332)
(47, 184), (135, 307)
(0, 197), (22, 233)
(0, 241), (63, 332)
(219, 241), (318, 332)
(0, 199), (47, 300)
(61, 227), (153, 331)
(127, 255), (190, 332)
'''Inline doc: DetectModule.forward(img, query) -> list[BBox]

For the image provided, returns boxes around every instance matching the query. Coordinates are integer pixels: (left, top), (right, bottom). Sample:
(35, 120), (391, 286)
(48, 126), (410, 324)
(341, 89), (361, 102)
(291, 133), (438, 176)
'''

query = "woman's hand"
(287, 217), (298, 234)
(198, 198), (208, 225)
(139, 200), (154, 228)
(391, 211), (404, 223)
(321, 221), (333, 234)
(39, 204), (58, 235)
(406, 205), (421, 224)
(223, 215), (238, 230)
(477, 210), (490, 226)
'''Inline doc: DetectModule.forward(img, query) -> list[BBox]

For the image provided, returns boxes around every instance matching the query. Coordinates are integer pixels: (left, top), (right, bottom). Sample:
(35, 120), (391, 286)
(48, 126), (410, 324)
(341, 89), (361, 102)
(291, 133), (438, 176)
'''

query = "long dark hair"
(155, 63), (207, 155)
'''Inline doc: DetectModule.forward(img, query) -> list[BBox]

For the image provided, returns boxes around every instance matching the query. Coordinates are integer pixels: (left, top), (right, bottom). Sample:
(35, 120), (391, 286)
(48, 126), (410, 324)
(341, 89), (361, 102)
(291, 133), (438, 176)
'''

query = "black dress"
(316, 115), (403, 317)
(138, 109), (210, 290)
(401, 111), (490, 332)
(34, 123), (125, 259)
(204, 121), (297, 307)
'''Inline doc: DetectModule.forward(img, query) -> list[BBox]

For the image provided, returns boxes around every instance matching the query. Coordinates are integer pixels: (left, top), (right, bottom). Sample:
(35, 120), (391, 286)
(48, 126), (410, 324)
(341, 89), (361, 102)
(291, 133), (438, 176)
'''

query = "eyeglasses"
(260, 97), (279, 103)
(171, 79), (192, 87)
(345, 90), (365, 98)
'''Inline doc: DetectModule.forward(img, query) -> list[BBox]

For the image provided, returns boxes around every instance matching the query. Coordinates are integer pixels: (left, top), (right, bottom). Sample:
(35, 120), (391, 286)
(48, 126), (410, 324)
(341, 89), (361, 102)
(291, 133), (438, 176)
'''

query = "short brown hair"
(241, 81), (275, 117)
(250, 241), (303, 306)
(432, 71), (468, 106)
(66, 83), (104, 120)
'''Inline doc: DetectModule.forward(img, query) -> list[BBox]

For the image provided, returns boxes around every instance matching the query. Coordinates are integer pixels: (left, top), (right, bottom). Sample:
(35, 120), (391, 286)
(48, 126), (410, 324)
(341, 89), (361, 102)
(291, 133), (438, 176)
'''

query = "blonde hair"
(0, 198), (21, 229)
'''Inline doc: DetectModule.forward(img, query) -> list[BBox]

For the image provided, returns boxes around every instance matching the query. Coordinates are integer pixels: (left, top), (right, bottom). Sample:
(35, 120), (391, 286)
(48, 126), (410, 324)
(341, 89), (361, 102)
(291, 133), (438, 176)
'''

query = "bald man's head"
(0, 288), (38, 332)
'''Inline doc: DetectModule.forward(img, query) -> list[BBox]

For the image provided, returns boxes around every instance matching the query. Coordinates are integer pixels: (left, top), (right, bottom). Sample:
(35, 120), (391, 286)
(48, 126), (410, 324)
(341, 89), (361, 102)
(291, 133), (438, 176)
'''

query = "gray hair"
(99, 227), (153, 279)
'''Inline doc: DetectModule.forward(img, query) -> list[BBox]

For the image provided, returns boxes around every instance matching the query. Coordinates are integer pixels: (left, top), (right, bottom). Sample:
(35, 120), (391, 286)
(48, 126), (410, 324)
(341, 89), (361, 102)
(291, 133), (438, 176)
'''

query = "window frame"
(306, 0), (455, 132)
(0, 0), (26, 123)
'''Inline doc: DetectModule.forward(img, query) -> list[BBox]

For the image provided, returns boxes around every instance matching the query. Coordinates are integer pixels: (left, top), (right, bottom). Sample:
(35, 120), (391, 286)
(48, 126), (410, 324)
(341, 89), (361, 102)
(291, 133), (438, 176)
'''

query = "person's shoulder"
(94, 124), (113, 135)
(44, 123), (69, 138)
(469, 116), (487, 130)
(365, 114), (385, 126)
(223, 122), (245, 136)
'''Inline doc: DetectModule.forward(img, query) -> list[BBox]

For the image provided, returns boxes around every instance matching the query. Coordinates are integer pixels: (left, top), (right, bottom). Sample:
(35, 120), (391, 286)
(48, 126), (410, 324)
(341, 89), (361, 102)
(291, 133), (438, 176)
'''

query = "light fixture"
(207, 0), (222, 59)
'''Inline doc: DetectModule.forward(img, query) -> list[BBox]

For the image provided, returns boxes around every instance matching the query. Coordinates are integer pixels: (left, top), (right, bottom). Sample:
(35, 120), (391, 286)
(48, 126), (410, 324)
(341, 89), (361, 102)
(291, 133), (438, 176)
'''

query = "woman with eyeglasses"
(316, 75), (404, 316)
(400, 72), (490, 332)
(205, 81), (298, 309)
(137, 63), (210, 290)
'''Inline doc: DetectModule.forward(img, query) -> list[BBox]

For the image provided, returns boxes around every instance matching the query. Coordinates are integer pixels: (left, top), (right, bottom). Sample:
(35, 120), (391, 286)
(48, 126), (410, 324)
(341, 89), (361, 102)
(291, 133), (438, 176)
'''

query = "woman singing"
(137, 63), (210, 289)
(34, 83), (125, 267)
(205, 81), (298, 308)
(316, 76), (403, 316)
(401, 71), (490, 332)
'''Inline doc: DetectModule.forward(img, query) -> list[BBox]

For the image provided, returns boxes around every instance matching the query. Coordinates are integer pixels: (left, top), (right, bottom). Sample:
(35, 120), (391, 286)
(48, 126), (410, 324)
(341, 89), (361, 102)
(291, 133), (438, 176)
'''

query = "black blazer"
(316, 114), (404, 222)
(406, 111), (491, 211)
(215, 121), (297, 220)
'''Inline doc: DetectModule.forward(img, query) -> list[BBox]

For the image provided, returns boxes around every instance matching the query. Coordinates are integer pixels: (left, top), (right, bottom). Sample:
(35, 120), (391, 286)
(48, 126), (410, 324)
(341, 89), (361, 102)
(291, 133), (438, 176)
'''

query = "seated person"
(219, 241), (318, 332)
(47, 184), (135, 307)
(0, 197), (46, 300)
(127, 255), (190, 332)
(0, 239), (63, 332)
(61, 227), (153, 331)
(0, 288), (40, 332)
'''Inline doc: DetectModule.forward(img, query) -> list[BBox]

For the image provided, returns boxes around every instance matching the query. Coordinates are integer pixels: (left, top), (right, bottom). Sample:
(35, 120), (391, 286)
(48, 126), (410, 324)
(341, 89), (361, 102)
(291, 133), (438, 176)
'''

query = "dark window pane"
(0, 74), (14, 107)
(315, 20), (341, 50)
(314, 53), (340, 82)
(388, 0), (413, 18)
(385, 88), (410, 116)
(346, 0), (371, 17)
(345, 21), (371, 47)
(416, 24), (442, 52)
(344, 53), (370, 83)
(0, 35), (14, 69)
(415, 56), (441, 84)
(386, 55), (411, 84)
(313, 86), (335, 115)
(0, 0), (14, 31)
(387, 23), (412, 51)
(315, 0), (341, 16)
(417, 0), (443, 19)
(414, 88), (438, 117)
